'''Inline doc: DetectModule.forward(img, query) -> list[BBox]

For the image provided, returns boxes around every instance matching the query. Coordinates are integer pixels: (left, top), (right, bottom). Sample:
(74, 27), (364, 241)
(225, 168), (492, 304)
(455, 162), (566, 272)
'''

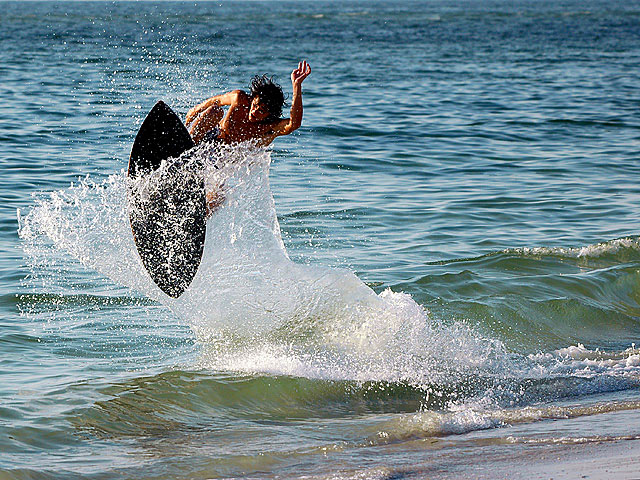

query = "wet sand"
(420, 437), (640, 480)
(498, 438), (640, 480)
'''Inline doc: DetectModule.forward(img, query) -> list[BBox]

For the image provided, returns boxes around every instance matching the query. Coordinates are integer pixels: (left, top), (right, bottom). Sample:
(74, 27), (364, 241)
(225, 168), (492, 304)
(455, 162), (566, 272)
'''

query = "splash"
(18, 145), (505, 384)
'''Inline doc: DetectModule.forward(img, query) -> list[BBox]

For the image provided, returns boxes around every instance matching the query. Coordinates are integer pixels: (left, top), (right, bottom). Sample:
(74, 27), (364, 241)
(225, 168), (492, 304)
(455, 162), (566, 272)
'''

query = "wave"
(71, 371), (426, 437)
(72, 341), (640, 440)
(375, 398), (640, 443)
(411, 237), (640, 352)
(506, 238), (640, 261)
(423, 236), (640, 268)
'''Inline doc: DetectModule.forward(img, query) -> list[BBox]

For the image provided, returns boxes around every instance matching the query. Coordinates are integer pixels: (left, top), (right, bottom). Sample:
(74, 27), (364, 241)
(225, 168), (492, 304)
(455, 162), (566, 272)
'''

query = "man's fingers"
(292, 61), (310, 83)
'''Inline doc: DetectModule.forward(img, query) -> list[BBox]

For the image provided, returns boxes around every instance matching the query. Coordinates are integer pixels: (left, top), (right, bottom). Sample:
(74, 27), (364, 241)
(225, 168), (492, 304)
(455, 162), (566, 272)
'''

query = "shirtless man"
(185, 60), (311, 147)
(185, 61), (310, 214)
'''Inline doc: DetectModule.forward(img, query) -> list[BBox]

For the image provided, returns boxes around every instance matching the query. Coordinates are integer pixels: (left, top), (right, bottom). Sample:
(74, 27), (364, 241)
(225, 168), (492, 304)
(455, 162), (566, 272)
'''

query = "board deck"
(128, 101), (206, 298)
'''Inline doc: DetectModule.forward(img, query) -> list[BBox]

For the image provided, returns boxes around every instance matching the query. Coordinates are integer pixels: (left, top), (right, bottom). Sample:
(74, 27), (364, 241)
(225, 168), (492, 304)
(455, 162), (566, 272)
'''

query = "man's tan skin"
(185, 60), (311, 147)
(184, 61), (311, 215)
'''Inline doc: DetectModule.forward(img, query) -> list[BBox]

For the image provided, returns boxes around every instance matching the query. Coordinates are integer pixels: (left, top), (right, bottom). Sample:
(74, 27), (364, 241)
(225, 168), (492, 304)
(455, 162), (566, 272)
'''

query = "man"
(185, 61), (311, 214)
(185, 60), (311, 147)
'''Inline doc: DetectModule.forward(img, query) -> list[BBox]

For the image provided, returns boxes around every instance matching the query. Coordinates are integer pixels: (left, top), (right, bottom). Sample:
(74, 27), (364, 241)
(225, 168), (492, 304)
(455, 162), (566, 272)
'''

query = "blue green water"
(3, 0), (640, 478)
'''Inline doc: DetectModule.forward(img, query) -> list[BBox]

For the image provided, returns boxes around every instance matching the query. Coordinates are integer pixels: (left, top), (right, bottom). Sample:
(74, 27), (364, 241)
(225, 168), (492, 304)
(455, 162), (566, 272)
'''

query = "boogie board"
(128, 101), (206, 298)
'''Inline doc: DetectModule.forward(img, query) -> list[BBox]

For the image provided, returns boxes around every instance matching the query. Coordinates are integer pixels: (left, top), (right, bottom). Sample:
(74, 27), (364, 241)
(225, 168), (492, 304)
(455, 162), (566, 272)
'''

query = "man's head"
(249, 75), (285, 123)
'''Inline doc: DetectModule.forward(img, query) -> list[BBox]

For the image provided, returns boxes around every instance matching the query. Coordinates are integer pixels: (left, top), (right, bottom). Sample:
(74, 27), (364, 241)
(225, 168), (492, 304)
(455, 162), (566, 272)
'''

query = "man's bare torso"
(185, 61), (310, 148)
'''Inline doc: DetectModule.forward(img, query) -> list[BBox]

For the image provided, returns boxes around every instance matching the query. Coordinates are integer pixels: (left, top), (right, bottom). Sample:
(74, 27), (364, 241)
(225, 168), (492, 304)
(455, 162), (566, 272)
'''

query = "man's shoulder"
(230, 90), (250, 104)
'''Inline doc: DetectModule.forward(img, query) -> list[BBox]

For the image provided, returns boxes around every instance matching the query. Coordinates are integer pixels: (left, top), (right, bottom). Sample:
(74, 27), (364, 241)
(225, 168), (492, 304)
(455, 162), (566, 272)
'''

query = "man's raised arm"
(276, 61), (311, 136)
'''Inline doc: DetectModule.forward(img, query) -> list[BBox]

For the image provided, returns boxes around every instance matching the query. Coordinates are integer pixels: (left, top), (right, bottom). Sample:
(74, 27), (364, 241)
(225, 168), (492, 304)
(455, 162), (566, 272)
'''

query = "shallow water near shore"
(3, 0), (640, 478)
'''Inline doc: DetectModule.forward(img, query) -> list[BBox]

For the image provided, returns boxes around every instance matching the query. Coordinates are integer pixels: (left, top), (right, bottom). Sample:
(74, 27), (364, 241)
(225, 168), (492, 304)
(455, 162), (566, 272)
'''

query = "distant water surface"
(2, 0), (640, 478)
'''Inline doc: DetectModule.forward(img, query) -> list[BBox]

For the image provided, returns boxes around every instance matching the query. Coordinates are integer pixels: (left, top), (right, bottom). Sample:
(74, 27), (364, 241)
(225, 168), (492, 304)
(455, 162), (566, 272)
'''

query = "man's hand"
(291, 61), (311, 89)
(272, 61), (311, 138)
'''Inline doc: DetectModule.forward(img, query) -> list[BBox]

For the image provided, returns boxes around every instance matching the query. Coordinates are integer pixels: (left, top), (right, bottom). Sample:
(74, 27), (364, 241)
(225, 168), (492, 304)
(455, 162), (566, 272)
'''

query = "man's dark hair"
(249, 75), (285, 122)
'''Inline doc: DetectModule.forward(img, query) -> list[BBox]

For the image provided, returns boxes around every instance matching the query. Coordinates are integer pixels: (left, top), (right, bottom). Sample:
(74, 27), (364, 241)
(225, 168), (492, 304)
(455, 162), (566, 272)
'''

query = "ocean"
(2, 0), (640, 478)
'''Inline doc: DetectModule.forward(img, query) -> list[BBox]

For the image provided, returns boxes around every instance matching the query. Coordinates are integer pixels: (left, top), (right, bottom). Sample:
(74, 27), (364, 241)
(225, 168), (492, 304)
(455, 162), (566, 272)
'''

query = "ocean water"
(2, 0), (640, 478)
